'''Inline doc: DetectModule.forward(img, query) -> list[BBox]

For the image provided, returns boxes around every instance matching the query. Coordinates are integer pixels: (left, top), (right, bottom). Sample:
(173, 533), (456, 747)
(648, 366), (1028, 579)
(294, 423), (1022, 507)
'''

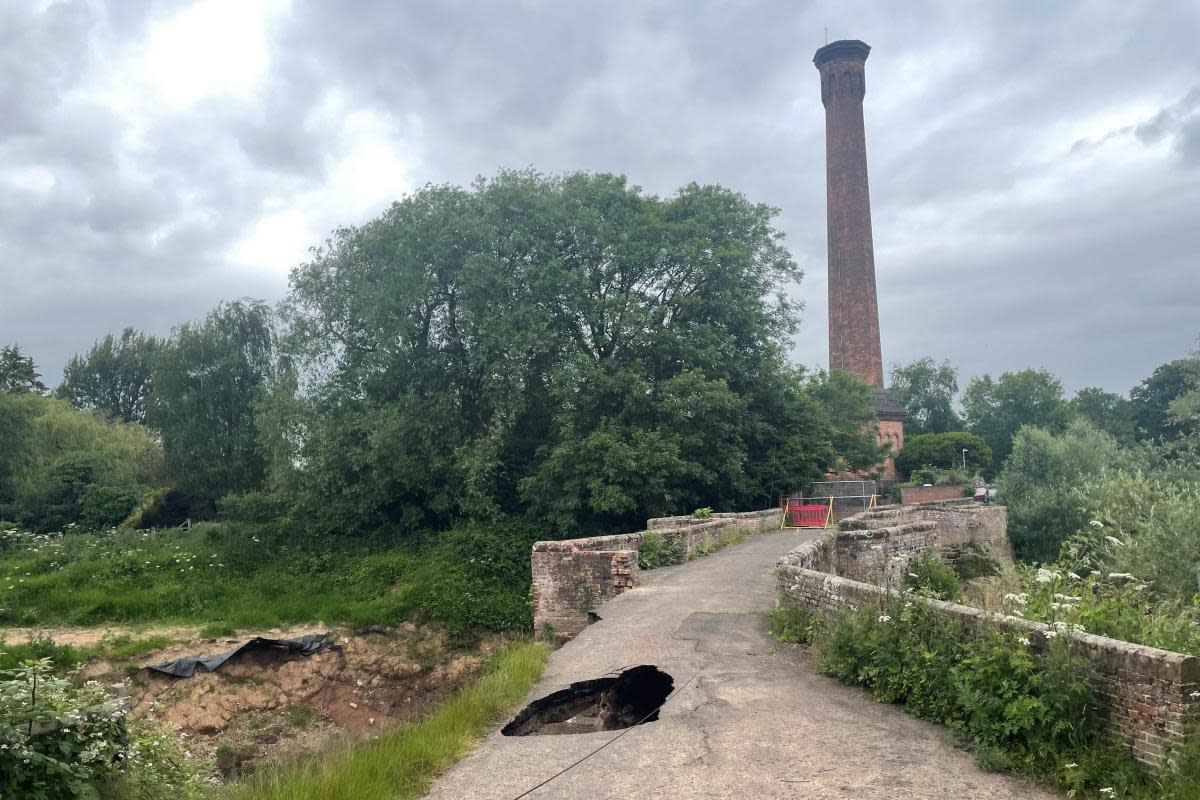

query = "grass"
(0, 632), (179, 671)
(0, 519), (540, 639)
(221, 641), (550, 800)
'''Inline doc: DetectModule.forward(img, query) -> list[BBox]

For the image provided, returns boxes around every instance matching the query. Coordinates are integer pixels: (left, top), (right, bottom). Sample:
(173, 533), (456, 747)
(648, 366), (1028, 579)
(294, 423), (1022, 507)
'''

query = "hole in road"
(501, 665), (674, 736)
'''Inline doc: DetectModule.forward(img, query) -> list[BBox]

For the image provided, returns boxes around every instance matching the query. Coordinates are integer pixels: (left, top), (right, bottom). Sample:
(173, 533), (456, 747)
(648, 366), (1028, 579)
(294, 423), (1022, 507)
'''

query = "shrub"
(0, 658), (198, 799)
(997, 420), (1122, 562)
(896, 432), (992, 477)
(637, 530), (683, 569)
(692, 507), (714, 519)
(768, 603), (816, 643)
(78, 484), (138, 531)
(902, 552), (962, 601)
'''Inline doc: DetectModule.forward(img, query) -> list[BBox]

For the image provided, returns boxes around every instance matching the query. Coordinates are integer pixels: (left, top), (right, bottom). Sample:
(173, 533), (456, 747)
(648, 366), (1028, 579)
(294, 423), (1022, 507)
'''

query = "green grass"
(0, 519), (540, 639)
(0, 632), (178, 672)
(221, 641), (550, 800)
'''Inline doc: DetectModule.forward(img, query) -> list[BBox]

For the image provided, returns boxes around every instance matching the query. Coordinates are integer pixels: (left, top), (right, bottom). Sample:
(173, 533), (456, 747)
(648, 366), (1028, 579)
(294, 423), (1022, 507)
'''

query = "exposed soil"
(8, 621), (499, 780)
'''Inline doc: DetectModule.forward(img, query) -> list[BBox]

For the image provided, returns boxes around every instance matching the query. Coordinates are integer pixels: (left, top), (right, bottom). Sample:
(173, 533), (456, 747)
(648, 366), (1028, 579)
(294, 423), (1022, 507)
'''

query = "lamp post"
(962, 449), (968, 472)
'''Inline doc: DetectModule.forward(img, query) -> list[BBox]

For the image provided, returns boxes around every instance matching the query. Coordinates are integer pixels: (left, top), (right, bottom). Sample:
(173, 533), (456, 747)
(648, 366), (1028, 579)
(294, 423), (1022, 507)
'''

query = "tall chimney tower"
(815, 39), (907, 478)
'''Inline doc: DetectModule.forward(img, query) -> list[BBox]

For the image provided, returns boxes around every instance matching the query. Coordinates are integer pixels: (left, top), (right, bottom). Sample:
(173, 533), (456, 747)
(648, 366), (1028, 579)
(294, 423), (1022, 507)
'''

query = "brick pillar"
(815, 40), (883, 389)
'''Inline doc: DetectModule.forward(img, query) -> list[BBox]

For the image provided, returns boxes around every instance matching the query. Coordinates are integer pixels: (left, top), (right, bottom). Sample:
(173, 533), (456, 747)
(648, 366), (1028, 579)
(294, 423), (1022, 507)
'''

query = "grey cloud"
(1, 0), (1199, 399)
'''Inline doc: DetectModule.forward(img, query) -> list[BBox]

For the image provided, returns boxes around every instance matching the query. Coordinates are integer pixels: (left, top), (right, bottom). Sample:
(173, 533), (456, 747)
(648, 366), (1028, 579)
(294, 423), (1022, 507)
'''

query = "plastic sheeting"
(145, 633), (341, 678)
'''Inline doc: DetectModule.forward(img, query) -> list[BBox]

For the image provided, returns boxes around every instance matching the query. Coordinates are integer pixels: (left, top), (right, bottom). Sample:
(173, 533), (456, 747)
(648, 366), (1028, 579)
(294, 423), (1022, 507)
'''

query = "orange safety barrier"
(786, 503), (829, 528)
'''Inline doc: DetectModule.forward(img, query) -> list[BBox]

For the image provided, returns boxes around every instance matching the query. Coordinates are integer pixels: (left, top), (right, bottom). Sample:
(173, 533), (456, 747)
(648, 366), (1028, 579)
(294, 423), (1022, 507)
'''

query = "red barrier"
(786, 503), (828, 528)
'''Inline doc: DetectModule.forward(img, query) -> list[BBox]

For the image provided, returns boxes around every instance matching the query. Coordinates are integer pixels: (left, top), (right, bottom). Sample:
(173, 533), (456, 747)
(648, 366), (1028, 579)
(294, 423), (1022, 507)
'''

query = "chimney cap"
(814, 39), (871, 68)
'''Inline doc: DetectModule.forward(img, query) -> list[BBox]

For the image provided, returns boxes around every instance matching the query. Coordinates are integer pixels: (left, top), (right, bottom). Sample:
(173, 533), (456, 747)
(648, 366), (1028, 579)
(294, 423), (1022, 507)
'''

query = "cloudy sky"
(2, 0), (1198, 395)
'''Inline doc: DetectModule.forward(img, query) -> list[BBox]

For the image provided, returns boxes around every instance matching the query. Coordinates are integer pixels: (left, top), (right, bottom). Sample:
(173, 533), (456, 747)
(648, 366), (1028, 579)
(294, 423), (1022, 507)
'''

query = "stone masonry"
(532, 509), (783, 639)
(776, 504), (1200, 770)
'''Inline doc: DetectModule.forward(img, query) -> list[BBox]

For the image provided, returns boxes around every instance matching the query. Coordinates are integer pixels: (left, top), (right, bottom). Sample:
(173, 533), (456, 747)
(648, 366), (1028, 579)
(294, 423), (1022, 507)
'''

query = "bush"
(768, 603), (816, 643)
(896, 432), (992, 478)
(637, 530), (682, 569)
(123, 487), (214, 529)
(998, 421), (1123, 562)
(902, 552), (961, 601)
(78, 484), (138, 531)
(0, 658), (198, 799)
(808, 598), (1174, 796)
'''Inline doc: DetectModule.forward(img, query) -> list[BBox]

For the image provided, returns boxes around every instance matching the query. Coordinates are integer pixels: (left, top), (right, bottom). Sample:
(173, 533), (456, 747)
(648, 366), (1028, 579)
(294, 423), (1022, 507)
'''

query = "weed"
(286, 704), (317, 729)
(638, 531), (682, 569)
(902, 551), (962, 601)
(768, 603), (816, 644)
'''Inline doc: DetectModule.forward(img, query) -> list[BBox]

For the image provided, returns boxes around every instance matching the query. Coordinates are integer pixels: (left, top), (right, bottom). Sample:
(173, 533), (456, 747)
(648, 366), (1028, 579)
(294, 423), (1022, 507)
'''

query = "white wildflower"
(1104, 535), (1125, 547)
(1044, 630), (1058, 639)
(1089, 520), (1104, 529)
(1064, 762), (1078, 768)
(878, 615), (891, 623)
(1017, 637), (1031, 646)
(1099, 789), (1115, 797)
(1108, 572), (1135, 581)
(1035, 567), (1059, 584)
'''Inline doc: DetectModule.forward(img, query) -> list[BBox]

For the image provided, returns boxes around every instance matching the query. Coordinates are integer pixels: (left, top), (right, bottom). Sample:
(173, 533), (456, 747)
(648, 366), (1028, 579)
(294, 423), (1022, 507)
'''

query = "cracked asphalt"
(424, 530), (1056, 799)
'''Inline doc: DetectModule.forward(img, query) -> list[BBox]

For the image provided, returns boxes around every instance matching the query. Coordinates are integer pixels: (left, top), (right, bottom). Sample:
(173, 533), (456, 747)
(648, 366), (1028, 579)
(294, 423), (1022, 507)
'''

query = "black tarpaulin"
(145, 633), (341, 678)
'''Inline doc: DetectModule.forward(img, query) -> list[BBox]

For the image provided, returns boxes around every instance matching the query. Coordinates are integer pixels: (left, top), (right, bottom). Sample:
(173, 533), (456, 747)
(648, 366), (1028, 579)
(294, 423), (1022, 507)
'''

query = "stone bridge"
(427, 506), (1057, 799)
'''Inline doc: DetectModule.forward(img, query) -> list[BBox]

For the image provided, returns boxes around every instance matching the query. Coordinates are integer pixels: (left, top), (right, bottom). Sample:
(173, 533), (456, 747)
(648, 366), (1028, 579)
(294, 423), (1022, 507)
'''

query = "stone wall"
(834, 519), (940, 586)
(776, 564), (1200, 769)
(646, 510), (782, 560)
(532, 510), (782, 639)
(899, 484), (967, 504)
(837, 501), (1013, 571)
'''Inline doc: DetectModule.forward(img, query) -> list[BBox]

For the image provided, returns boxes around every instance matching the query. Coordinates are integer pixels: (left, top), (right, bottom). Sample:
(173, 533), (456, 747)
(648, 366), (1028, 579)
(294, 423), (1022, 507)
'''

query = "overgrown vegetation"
(637, 531), (683, 569)
(774, 598), (1200, 798)
(901, 552), (961, 601)
(0, 519), (540, 641)
(221, 641), (549, 800)
(0, 657), (199, 800)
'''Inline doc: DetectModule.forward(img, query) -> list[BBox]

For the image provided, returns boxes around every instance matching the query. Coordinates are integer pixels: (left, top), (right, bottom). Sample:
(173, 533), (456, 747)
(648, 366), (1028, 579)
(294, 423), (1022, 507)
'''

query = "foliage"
(962, 368), (1071, 471)
(0, 658), (198, 800)
(56, 328), (161, 424)
(997, 420), (1123, 562)
(801, 598), (1186, 797)
(1070, 387), (1136, 444)
(0, 344), (47, 394)
(147, 300), (275, 500)
(888, 357), (960, 435)
(0, 518), (537, 639)
(0, 393), (165, 532)
(901, 552), (962, 601)
(637, 530), (682, 569)
(276, 171), (878, 537)
(895, 431), (992, 478)
(692, 507), (713, 518)
(221, 641), (549, 800)
(767, 603), (816, 643)
(1131, 356), (1200, 442)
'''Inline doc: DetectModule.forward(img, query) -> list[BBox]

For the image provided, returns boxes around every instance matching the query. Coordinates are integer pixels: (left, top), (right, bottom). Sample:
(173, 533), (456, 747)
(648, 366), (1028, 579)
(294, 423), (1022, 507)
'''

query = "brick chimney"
(815, 39), (907, 479)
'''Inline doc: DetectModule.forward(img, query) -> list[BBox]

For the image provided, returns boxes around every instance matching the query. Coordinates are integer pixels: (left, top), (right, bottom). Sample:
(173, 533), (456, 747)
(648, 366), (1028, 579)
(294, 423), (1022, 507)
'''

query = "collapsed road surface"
(425, 530), (1055, 800)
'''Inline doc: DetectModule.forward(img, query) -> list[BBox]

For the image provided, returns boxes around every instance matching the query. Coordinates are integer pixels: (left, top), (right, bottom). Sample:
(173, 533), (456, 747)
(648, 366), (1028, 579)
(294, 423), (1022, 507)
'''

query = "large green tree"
(0, 344), (46, 394)
(1069, 386), (1135, 444)
(888, 357), (960, 435)
(276, 171), (878, 534)
(56, 328), (161, 423)
(895, 431), (992, 477)
(1131, 356), (1200, 442)
(147, 300), (275, 499)
(961, 368), (1070, 471)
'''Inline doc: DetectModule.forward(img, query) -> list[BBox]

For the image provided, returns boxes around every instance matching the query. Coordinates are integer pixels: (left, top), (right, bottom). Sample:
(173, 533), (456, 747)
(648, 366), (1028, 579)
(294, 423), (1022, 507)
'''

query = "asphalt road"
(425, 530), (1056, 799)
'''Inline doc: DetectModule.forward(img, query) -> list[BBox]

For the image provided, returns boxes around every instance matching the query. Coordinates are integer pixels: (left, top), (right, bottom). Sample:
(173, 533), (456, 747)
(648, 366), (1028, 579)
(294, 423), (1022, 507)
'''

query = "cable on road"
(506, 666), (705, 800)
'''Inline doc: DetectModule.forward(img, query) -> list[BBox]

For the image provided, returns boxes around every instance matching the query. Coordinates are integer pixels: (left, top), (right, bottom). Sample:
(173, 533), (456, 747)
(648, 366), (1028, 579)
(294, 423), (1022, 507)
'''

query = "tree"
(997, 420), (1122, 562)
(0, 393), (164, 531)
(0, 344), (46, 394)
(888, 357), (960, 435)
(56, 328), (161, 423)
(1131, 356), (1200, 442)
(895, 431), (992, 477)
(806, 370), (891, 474)
(961, 368), (1070, 471)
(147, 300), (275, 499)
(278, 170), (877, 535)
(1069, 386), (1135, 444)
